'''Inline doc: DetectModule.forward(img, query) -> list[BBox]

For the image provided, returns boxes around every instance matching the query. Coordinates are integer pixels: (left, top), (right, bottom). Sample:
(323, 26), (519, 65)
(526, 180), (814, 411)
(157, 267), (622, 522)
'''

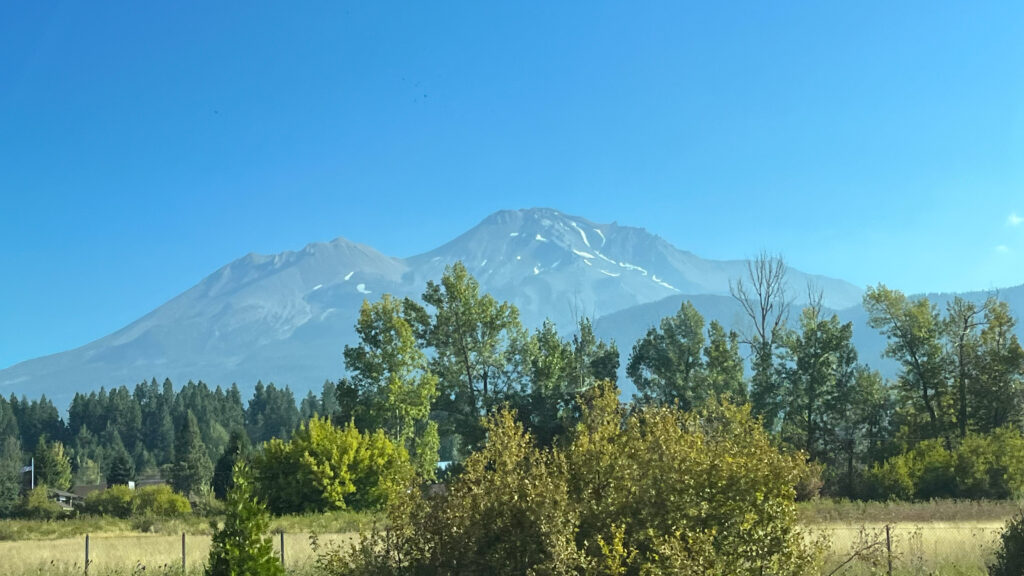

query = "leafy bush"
(82, 485), (135, 518)
(794, 459), (825, 501)
(253, 417), (411, 514)
(317, 383), (820, 576)
(134, 485), (191, 517)
(83, 484), (190, 519)
(866, 455), (916, 501)
(914, 439), (957, 499)
(990, 511), (1024, 576)
(867, 429), (1024, 501)
(16, 486), (63, 520)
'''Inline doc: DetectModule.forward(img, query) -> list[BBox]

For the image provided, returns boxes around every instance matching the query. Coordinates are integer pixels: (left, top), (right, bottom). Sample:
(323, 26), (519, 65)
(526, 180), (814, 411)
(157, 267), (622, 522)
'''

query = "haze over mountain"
(5, 207), (1012, 403)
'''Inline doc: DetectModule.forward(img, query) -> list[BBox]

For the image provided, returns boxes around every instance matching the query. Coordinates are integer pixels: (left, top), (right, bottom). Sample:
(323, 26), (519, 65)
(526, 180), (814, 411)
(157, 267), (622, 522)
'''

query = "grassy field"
(0, 510), (376, 541)
(0, 532), (356, 575)
(800, 498), (1020, 574)
(0, 501), (1018, 575)
(811, 521), (1005, 575)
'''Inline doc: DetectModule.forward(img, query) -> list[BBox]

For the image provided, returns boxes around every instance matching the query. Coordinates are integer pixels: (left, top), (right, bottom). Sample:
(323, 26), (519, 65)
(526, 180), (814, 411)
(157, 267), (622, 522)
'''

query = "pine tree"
(170, 411), (213, 498)
(213, 429), (249, 500)
(0, 437), (23, 516)
(106, 441), (136, 486)
(205, 461), (284, 576)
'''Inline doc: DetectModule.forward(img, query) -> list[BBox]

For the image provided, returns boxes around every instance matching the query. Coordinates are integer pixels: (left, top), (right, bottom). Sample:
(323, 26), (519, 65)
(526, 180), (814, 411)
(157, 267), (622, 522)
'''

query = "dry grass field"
(0, 501), (1018, 575)
(812, 521), (1005, 575)
(0, 532), (356, 575)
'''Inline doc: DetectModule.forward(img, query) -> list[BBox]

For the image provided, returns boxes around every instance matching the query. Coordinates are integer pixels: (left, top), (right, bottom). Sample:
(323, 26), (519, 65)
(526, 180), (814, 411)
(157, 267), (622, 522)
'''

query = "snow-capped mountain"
(0, 208), (864, 401)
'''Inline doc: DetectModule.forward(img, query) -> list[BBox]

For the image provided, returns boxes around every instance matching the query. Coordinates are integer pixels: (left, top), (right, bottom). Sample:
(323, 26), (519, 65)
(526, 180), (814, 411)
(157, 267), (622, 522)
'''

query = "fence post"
(182, 532), (186, 573)
(885, 524), (893, 576)
(85, 533), (89, 575)
(280, 531), (285, 567)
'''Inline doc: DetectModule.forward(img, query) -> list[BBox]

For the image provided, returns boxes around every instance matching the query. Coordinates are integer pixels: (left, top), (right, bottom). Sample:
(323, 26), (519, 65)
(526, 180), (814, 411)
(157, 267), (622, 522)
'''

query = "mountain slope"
(1, 208), (865, 402)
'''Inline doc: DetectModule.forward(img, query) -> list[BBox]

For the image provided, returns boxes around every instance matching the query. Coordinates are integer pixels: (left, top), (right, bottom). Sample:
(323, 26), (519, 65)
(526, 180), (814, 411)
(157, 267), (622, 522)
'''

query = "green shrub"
(913, 439), (956, 500)
(318, 384), (821, 576)
(206, 461), (284, 576)
(866, 428), (1024, 501)
(253, 417), (411, 514)
(990, 511), (1024, 576)
(865, 456), (914, 501)
(989, 428), (1024, 499)
(134, 485), (191, 517)
(83, 485), (135, 518)
(955, 434), (998, 498)
(17, 486), (63, 520)
(794, 459), (825, 501)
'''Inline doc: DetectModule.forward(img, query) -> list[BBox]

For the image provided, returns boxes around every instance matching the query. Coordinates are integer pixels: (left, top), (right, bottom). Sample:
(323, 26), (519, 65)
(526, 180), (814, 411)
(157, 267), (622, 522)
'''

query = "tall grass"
(0, 532), (354, 575)
(0, 510), (377, 541)
(798, 498), (1024, 524)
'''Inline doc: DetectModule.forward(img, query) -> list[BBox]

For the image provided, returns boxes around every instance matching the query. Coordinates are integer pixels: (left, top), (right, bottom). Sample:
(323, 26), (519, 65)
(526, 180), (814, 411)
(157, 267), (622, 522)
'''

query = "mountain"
(1, 208), (865, 402)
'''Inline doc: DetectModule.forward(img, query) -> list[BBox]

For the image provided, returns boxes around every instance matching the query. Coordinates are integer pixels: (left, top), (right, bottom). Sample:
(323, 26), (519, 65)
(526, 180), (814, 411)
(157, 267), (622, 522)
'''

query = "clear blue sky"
(2, 2), (1023, 369)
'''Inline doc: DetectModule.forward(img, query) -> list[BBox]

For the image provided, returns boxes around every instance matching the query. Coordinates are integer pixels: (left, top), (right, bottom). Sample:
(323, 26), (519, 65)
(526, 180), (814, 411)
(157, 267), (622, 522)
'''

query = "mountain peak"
(0, 207), (867, 400)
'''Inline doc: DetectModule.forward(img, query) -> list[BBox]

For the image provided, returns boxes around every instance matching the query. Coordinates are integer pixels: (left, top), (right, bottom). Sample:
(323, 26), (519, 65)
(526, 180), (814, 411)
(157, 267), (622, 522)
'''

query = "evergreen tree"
(170, 411), (213, 498)
(12, 395), (66, 451)
(299, 391), (320, 421)
(245, 382), (299, 444)
(0, 437), (22, 517)
(0, 396), (19, 443)
(135, 378), (175, 463)
(106, 450), (135, 486)
(319, 380), (340, 419)
(206, 461), (284, 576)
(703, 320), (746, 402)
(105, 433), (136, 486)
(213, 429), (250, 500)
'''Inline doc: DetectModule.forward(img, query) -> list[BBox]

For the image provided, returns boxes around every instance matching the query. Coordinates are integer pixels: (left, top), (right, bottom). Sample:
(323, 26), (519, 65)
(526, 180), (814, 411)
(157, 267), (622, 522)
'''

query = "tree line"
(2, 256), (1024, 516)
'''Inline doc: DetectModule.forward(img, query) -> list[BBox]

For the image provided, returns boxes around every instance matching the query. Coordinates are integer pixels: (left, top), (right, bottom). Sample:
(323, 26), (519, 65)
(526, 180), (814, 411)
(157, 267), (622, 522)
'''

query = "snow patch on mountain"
(652, 275), (678, 291)
(570, 221), (590, 247)
(619, 262), (648, 276)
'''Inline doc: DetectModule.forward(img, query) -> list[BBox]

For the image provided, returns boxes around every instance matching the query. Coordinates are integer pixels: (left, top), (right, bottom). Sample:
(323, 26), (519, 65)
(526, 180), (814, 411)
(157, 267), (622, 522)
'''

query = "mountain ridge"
(0, 207), (902, 402)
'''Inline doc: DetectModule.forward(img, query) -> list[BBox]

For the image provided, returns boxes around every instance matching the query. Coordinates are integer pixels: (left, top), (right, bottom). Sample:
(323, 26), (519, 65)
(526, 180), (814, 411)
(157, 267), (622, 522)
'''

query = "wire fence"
(0, 523), (1008, 575)
(0, 531), (354, 575)
(812, 522), (1004, 575)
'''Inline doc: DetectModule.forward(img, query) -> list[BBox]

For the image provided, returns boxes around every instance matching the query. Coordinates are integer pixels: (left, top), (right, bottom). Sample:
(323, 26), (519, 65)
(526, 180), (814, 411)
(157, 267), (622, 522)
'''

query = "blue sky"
(2, 2), (1023, 369)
